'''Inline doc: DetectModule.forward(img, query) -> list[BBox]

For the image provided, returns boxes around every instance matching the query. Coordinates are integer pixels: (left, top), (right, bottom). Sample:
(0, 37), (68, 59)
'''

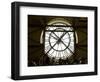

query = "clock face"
(45, 23), (74, 60)
(49, 29), (70, 52)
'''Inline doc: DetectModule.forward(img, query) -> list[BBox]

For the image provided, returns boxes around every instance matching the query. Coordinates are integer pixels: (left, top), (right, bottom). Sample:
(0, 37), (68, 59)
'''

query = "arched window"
(44, 18), (76, 60)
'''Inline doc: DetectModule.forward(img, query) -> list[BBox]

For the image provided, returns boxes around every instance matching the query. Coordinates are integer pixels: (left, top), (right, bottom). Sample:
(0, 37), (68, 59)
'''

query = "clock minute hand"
(59, 32), (67, 40)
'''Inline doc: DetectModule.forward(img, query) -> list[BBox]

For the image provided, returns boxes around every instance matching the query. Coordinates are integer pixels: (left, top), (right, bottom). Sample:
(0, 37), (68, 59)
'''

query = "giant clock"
(44, 19), (75, 60)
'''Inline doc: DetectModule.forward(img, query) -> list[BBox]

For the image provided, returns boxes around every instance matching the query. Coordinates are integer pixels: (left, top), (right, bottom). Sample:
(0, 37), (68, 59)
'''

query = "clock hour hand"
(51, 33), (58, 40)
(51, 32), (59, 40)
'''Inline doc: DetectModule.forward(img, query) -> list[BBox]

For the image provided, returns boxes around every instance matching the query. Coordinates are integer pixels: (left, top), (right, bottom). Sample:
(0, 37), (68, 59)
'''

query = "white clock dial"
(45, 26), (74, 60)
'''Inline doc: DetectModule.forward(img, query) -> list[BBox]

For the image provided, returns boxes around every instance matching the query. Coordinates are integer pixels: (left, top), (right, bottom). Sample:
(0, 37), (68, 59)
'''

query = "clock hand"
(59, 32), (67, 40)
(51, 32), (61, 41)
(52, 32), (67, 44)
(51, 33), (58, 40)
